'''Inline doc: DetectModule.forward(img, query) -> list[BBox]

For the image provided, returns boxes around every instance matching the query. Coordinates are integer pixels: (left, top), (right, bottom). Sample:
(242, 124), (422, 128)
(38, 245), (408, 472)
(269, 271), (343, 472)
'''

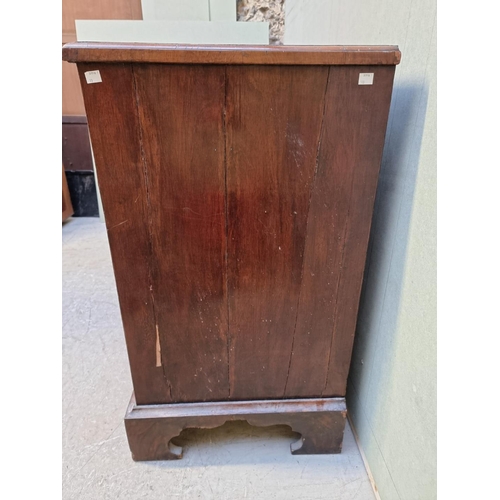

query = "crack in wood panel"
(226, 65), (331, 400)
(131, 64), (173, 400)
(222, 65), (232, 399)
(132, 63), (229, 403)
(283, 66), (331, 397)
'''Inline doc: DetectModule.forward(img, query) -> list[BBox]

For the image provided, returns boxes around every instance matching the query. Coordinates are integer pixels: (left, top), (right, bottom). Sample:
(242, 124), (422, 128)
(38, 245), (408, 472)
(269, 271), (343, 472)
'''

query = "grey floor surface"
(62, 217), (376, 500)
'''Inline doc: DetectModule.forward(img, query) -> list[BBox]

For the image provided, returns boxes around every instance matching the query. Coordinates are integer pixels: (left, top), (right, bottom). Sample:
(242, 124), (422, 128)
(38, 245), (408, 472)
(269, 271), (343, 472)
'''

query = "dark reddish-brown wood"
(285, 66), (396, 398)
(322, 66), (396, 395)
(64, 42), (399, 459)
(133, 64), (230, 403)
(62, 42), (401, 66)
(76, 63), (169, 404)
(226, 65), (329, 399)
(125, 395), (347, 461)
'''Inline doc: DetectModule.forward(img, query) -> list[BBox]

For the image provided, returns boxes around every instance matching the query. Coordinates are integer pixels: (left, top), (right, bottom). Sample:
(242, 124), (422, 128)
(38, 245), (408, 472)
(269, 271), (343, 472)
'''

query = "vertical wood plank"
(284, 65), (396, 397)
(133, 64), (229, 402)
(323, 66), (396, 396)
(77, 63), (169, 404)
(77, 57), (396, 405)
(226, 66), (329, 399)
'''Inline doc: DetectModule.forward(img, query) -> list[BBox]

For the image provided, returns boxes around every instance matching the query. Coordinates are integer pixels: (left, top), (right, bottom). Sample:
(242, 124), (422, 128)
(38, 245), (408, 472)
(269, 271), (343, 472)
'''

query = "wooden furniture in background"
(63, 42), (400, 460)
(62, 0), (142, 116)
(62, 164), (74, 222)
(62, 0), (142, 217)
(62, 116), (93, 171)
(62, 116), (99, 217)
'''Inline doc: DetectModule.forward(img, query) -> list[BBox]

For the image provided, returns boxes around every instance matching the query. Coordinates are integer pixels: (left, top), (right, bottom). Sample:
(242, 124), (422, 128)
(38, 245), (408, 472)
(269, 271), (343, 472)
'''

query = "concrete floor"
(62, 217), (376, 500)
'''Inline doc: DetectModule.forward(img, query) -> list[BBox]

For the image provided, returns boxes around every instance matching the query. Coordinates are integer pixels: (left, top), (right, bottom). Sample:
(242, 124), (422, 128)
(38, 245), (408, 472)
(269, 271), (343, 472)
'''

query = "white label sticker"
(358, 73), (374, 85)
(85, 70), (102, 84)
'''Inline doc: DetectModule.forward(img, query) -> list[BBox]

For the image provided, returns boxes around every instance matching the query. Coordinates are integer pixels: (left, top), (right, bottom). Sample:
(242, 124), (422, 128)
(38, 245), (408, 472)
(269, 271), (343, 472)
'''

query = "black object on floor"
(65, 170), (99, 217)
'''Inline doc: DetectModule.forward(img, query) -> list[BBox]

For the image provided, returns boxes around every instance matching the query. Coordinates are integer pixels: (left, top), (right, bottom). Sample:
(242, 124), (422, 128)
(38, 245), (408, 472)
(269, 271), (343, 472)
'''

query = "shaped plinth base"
(124, 394), (347, 461)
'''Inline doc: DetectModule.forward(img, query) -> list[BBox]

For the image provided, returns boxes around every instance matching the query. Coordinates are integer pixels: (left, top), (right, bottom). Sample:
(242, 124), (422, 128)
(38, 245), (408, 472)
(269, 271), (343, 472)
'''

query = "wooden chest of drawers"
(63, 42), (400, 460)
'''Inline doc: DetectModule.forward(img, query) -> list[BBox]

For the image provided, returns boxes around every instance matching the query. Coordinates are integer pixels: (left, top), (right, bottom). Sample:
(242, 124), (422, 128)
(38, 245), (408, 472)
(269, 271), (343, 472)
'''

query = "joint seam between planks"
(131, 64), (173, 399)
(283, 66), (331, 397)
(222, 65), (231, 399)
(322, 73), (358, 395)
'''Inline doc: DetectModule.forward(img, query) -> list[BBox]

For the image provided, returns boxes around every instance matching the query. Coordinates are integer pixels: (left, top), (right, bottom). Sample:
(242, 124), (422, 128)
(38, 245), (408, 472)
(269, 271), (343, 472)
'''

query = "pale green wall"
(286, 2), (436, 499)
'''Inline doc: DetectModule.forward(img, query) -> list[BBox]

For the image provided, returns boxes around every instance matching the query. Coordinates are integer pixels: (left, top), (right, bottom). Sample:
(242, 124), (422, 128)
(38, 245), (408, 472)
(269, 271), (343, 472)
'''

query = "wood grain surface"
(133, 64), (230, 403)
(125, 394), (347, 460)
(71, 49), (397, 406)
(225, 65), (329, 399)
(285, 66), (396, 397)
(76, 63), (170, 405)
(63, 42), (401, 65)
(322, 66), (396, 395)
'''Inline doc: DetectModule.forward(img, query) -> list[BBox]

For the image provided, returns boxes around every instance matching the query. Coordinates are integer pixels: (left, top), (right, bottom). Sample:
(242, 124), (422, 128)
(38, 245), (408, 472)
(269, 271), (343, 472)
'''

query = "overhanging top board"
(62, 42), (401, 65)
